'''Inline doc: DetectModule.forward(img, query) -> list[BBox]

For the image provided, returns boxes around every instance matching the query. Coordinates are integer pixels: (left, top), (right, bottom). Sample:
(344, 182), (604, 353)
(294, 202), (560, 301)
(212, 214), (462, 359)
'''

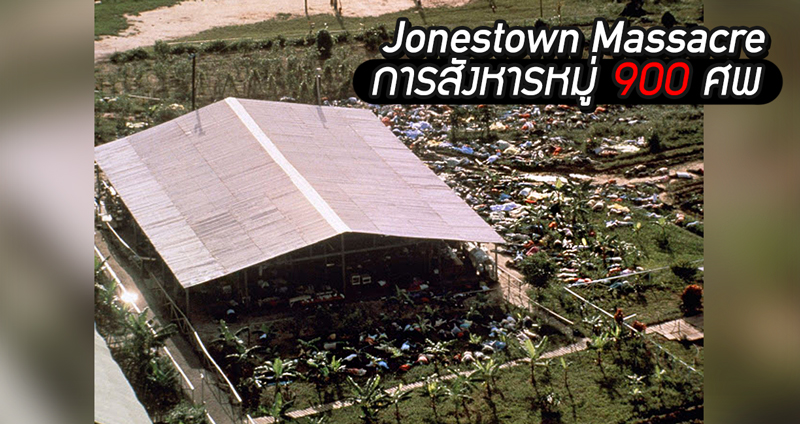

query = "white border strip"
(226, 98), (349, 234)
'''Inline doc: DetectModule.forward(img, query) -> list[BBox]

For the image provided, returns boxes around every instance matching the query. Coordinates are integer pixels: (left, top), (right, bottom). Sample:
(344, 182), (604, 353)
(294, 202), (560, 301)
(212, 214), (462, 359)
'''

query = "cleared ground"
(94, 0), (468, 60)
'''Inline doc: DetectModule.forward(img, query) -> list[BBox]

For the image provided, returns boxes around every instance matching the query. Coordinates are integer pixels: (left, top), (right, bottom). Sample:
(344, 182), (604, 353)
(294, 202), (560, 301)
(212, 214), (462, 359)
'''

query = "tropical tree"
(423, 339), (452, 376)
(257, 357), (299, 403)
(118, 308), (176, 383)
(385, 384), (413, 424)
(94, 269), (126, 335)
(420, 376), (449, 422)
(518, 336), (549, 397)
(471, 356), (504, 419)
(447, 371), (476, 424)
(520, 251), (556, 290)
(346, 375), (389, 424)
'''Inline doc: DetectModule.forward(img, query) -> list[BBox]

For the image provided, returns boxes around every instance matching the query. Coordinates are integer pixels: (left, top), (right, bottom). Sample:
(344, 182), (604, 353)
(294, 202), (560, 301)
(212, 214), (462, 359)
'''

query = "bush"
(229, 39), (254, 52)
(164, 402), (209, 424)
(109, 47), (150, 64)
(671, 260), (698, 283)
(316, 29), (334, 60)
(169, 43), (199, 55)
(335, 31), (350, 44)
(361, 25), (389, 52)
(254, 39), (273, 50)
(202, 40), (228, 53)
(520, 251), (556, 289)
(648, 132), (663, 154)
(154, 40), (171, 57)
(680, 284), (703, 315)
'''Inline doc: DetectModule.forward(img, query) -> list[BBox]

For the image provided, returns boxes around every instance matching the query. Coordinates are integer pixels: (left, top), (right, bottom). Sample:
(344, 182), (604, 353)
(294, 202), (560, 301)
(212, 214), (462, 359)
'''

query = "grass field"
(95, 0), (182, 38)
(321, 339), (703, 424)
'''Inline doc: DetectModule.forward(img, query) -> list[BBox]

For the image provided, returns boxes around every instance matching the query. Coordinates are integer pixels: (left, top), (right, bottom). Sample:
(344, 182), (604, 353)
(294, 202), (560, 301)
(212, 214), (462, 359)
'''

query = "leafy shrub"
(164, 402), (209, 424)
(655, 230), (670, 251)
(360, 25), (389, 52)
(335, 31), (350, 43)
(254, 39), (273, 50)
(520, 251), (556, 289)
(154, 40), (171, 57)
(671, 260), (698, 283)
(229, 39), (254, 52)
(170, 43), (199, 55)
(109, 47), (150, 64)
(316, 29), (334, 60)
(680, 284), (703, 315)
(202, 40), (228, 53)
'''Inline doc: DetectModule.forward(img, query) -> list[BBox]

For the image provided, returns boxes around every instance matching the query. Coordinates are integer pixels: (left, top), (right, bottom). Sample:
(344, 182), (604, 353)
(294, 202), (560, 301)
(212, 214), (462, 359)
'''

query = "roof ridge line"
(225, 98), (350, 234)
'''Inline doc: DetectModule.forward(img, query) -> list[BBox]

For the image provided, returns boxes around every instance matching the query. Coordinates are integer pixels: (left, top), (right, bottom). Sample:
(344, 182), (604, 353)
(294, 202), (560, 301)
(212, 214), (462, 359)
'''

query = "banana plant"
(589, 332), (611, 378)
(420, 376), (449, 422)
(385, 384), (413, 424)
(423, 339), (453, 376)
(263, 392), (295, 423)
(447, 371), (476, 424)
(518, 336), (549, 397)
(346, 375), (389, 424)
(257, 357), (299, 403)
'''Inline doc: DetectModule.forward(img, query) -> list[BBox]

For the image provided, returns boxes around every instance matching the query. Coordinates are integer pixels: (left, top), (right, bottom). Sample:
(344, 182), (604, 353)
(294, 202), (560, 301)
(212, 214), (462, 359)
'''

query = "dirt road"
(94, 0), (468, 61)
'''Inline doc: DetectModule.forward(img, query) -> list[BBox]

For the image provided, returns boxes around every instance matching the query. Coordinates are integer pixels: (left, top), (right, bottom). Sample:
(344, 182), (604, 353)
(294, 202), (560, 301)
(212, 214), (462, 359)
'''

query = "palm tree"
(257, 357), (299, 403)
(423, 339), (452, 376)
(385, 384), (413, 424)
(447, 372), (476, 424)
(420, 376), (448, 422)
(346, 375), (389, 424)
(519, 336), (549, 397)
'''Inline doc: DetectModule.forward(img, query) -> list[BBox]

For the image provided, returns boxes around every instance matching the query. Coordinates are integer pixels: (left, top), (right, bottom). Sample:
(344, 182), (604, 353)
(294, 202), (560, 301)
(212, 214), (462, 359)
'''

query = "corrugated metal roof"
(94, 329), (153, 424)
(95, 98), (503, 288)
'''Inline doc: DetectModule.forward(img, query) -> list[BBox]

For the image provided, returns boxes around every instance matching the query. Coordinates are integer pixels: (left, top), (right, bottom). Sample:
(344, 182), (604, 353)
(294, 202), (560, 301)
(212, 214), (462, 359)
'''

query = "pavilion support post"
(341, 234), (346, 295)
(185, 287), (190, 320)
(494, 246), (499, 282)
(243, 269), (249, 305)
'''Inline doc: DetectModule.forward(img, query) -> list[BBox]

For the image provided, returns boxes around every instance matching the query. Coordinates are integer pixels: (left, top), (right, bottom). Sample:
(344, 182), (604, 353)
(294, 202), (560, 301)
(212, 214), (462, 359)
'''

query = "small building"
(95, 98), (502, 321)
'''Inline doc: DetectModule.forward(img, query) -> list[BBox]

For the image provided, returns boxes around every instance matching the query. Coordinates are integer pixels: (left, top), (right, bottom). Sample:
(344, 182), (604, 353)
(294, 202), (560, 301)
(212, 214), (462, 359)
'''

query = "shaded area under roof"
(95, 98), (503, 288)
(95, 328), (153, 424)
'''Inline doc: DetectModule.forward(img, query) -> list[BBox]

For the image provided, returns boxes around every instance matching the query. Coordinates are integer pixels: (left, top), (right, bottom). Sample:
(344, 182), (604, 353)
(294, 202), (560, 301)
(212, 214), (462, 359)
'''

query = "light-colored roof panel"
(96, 99), (502, 288)
(95, 329), (153, 424)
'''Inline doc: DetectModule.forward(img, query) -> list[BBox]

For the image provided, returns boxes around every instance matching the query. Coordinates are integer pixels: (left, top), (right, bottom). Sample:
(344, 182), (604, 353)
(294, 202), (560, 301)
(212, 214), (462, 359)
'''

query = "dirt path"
(94, 0), (469, 61)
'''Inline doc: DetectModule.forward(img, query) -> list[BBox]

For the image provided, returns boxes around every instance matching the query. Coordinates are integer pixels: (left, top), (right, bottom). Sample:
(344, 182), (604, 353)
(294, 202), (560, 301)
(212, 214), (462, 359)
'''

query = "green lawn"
(323, 339), (703, 423)
(95, 0), (182, 38)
